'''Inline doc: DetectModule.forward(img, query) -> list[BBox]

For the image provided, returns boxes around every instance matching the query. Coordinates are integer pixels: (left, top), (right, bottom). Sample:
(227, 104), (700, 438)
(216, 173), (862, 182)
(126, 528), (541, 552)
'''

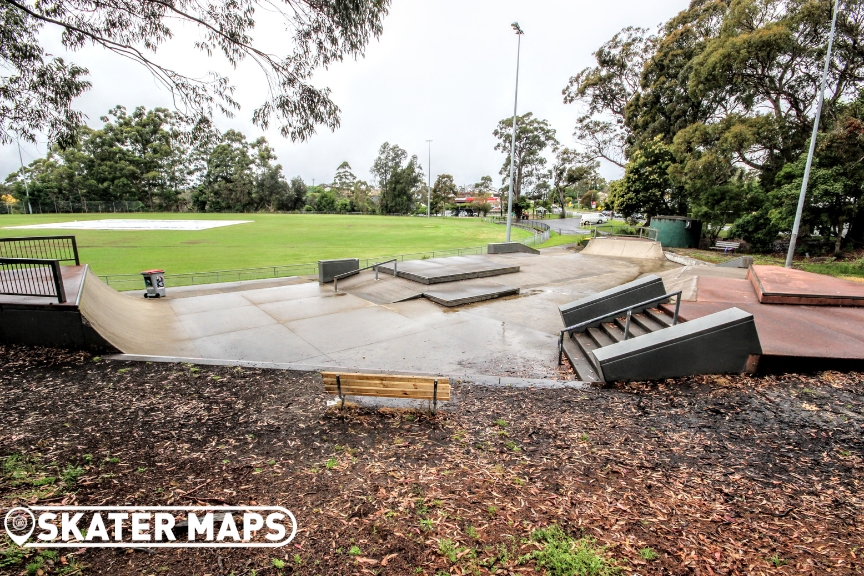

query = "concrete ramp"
(581, 237), (665, 260)
(79, 269), (200, 356)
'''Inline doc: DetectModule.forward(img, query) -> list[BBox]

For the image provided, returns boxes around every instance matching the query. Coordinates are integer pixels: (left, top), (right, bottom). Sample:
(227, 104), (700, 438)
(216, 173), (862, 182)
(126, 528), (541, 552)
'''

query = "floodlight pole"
(426, 140), (432, 217)
(505, 23), (524, 242)
(785, 0), (839, 268)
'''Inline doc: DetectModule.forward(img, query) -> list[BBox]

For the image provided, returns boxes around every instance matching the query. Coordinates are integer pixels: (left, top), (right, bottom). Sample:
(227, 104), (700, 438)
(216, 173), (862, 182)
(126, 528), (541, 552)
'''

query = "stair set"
(558, 276), (762, 383)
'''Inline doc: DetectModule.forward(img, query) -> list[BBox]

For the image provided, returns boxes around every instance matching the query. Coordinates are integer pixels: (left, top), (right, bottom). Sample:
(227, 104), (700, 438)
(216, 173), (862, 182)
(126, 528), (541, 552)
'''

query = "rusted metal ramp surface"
(748, 265), (864, 306)
(663, 271), (864, 371)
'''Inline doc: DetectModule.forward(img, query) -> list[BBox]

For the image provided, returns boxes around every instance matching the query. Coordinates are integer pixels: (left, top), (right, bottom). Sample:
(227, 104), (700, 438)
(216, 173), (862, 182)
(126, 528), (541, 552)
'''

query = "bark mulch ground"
(0, 345), (862, 575)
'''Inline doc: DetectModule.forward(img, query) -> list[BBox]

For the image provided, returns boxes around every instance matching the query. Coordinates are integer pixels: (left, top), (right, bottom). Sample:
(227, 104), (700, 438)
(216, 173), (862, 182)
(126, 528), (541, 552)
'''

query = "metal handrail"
(557, 291), (683, 365)
(334, 259), (398, 292)
(0, 257), (67, 303)
(0, 236), (80, 265)
(592, 225), (659, 242)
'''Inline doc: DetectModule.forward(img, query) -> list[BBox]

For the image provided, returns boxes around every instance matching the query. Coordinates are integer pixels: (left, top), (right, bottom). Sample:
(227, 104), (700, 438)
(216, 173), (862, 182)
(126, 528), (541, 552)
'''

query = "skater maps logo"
(4, 506), (296, 548)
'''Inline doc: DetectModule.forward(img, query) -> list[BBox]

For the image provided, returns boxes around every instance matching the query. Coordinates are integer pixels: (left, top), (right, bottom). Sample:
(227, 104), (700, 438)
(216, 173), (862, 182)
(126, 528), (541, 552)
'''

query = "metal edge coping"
(103, 354), (590, 389)
(74, 264), (89, 307)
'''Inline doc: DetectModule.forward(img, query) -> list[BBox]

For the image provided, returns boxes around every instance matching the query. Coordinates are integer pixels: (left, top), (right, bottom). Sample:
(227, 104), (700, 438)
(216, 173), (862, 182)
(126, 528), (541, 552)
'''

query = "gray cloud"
(1, 1), (686, 188)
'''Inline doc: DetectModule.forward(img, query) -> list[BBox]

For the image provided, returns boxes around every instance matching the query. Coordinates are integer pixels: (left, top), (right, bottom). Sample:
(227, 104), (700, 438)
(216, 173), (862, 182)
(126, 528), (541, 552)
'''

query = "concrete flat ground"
(96, 247), (676, 379)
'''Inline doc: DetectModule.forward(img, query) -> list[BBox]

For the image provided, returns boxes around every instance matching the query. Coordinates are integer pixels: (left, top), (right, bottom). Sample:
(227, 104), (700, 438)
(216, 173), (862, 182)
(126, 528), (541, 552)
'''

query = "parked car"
(580, 212), (606, 225)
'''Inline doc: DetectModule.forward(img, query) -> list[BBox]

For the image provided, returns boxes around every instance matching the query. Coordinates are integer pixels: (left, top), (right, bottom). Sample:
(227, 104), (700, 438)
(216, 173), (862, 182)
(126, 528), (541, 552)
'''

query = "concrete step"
(600, 321), (627, 343)
(587, 326), (616, 349)
(632, 313), (666, 333)
(644, 307), (675, 327)
(573, 332), (603, 375)
(561, 337), (602, 382)
(613, 316), (649, 338)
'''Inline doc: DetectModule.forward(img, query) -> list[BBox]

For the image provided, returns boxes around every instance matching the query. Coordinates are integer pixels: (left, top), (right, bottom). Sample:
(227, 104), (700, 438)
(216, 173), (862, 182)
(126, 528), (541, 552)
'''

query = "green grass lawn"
(0, 213), (530, 277)
(667, 247), (864, 280)
(536, 231), (587, 249)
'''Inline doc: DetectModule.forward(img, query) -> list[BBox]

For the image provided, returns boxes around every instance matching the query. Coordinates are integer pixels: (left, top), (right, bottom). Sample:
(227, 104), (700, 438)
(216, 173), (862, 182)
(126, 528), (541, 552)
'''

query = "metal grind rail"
(0, 258), (67, 303)
(557, 291), (683, 365)
(334, 259), (398, 292)
(0, 236), (80, 265)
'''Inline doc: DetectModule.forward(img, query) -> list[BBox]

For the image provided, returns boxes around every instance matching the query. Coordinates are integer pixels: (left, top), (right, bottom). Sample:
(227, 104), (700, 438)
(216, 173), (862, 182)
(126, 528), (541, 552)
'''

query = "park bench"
(710, 240), (741, 253)
(322, 371), (450, 414)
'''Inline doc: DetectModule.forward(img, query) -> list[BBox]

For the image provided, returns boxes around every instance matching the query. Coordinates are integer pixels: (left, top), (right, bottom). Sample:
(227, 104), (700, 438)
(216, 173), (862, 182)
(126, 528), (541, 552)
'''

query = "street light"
(505, 22), (524, 242)
(785, 0), (839, 268)
(426, 140), (432, 217)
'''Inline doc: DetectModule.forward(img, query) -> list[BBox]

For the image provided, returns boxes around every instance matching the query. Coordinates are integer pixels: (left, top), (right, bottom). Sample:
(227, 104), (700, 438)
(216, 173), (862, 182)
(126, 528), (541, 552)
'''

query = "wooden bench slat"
(323, 378), (447, 390)
(325, 386), (450, 401)
(322, 372), (448, 384)
(322, 371), (451, 406)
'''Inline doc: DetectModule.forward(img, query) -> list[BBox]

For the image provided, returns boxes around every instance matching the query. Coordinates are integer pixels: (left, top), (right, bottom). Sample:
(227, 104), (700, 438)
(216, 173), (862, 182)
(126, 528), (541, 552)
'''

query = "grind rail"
(557, 291), (682, 365)
(334, 259), (398, 292)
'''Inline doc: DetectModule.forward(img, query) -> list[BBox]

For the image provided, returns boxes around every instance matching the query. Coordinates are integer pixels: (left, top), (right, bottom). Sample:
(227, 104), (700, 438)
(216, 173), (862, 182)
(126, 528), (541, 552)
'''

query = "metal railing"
(592, 225), (658, 241)
(0, 236), (80, 265)
(0, 258), (67, 303)
(334, 259), (397, 292)
(98, 246), (491, 291)
(557, 291), (682, 365)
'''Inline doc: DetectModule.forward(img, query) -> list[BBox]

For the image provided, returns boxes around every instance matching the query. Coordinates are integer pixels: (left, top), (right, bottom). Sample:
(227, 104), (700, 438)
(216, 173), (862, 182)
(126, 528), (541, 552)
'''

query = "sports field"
(0, 213), (531, 276)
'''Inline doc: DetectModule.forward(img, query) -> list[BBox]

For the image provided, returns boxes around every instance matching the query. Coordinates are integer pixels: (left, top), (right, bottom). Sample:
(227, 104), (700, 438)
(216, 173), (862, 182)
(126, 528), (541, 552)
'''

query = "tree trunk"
(834, 223), (844, 256)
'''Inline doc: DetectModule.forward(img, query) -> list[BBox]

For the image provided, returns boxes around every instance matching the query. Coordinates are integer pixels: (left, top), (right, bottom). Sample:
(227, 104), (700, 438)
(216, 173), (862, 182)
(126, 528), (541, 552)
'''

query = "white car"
(580, 212), (606, 225)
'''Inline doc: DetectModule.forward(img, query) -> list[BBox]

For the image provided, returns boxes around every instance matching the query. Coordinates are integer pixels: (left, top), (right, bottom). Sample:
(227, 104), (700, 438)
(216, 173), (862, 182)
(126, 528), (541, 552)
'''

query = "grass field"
(536, 231), (587, 249)
(668, 247), (864, 280)
(0, 214), (531, 277)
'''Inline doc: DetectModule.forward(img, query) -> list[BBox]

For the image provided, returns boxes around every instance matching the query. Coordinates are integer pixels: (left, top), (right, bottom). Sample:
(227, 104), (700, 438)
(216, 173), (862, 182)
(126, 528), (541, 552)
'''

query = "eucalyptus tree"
(492, 113), (558, 201)
(1, 0), (390, 147)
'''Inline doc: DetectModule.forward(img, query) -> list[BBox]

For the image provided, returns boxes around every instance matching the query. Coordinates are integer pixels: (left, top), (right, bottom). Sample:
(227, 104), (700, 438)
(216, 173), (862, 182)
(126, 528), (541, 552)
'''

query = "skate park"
(2, 233), (864, 383)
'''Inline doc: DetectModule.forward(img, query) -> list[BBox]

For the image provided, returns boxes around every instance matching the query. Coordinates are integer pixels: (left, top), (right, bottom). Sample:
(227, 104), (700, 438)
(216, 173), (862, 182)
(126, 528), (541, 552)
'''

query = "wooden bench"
(710, 240), (741, 253)
(322, 372), (450, 413)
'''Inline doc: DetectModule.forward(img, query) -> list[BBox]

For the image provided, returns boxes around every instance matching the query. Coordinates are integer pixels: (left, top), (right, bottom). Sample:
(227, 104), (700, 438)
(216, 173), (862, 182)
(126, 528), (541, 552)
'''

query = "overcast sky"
(1, 0), (687, 188)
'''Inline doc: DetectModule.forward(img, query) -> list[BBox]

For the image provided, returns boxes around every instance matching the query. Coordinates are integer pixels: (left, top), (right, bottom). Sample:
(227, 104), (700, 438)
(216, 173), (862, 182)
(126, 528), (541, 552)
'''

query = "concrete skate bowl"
(78, 269), (199, 356)
(580, 237), (665, 260)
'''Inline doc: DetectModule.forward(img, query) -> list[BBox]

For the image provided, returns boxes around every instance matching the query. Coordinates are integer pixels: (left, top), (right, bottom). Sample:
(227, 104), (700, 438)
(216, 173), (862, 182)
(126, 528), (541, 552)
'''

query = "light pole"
(505, 22), (524, 242)
(426, 140), (432, 217)
(785, 0), (839, 268)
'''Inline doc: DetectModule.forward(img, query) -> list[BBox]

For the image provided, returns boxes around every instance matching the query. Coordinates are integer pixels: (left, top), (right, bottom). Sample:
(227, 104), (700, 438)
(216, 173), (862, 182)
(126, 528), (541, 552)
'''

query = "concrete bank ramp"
(581, 237), (665, 260)
(79, 269), (200, 356)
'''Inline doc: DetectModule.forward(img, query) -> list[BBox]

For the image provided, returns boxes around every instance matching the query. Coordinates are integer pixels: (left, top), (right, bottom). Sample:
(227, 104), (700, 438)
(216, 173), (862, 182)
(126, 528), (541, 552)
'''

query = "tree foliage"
(373, 143), (422, 215)
(1, 0), (390, 147)
(430, 174), (456, 216)
(569, 0), (864, 251)
(493, 113), (558, 201)
(5, 104), (309, 213)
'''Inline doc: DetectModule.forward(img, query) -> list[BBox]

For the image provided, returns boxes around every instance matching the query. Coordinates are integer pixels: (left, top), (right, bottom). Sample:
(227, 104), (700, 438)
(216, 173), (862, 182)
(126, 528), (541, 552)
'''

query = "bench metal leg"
(432, 379), (438, 415)
(336, 374), (345, 409)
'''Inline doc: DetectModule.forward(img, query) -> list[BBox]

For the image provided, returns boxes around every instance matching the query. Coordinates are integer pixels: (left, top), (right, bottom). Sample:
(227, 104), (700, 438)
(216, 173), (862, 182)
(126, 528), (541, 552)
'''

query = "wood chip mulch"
(0, 345), (861, 575)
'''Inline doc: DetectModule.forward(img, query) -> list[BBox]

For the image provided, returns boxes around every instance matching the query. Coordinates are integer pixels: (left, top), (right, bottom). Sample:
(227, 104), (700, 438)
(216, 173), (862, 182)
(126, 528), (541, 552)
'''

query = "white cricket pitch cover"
(6, 219), (252, 231)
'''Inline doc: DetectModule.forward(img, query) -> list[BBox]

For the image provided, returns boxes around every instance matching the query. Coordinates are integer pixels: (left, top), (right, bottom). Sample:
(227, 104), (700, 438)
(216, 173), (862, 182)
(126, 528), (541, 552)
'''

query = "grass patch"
(537, 230), (587, 249)
(639, 547), (658, 561)
(526, 525), (621, 576)
(0, 213), (530, 277)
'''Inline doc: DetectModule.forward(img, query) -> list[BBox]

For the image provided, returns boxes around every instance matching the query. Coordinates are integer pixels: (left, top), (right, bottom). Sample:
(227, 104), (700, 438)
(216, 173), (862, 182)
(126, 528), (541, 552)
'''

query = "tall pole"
(17, 143), (33, 215)
(505, 22), (524, 242)
(785, 0), (839, 268)
(426, 140), (432, 217)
